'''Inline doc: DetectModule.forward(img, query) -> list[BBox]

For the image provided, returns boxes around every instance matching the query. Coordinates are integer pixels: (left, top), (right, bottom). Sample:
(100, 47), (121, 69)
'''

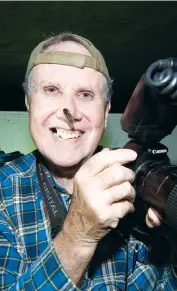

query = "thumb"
(101, 147), (111, 152)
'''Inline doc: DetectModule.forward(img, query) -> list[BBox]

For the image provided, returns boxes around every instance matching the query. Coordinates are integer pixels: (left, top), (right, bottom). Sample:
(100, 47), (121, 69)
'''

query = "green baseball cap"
(25, 33), (111, 81)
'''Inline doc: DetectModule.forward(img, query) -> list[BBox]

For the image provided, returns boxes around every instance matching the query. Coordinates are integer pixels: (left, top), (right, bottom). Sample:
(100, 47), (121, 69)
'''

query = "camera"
(120, 58), (177, 236)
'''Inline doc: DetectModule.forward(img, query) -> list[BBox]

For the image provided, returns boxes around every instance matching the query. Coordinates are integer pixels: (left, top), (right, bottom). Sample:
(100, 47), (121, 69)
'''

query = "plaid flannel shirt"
(0, 150), (177, 290)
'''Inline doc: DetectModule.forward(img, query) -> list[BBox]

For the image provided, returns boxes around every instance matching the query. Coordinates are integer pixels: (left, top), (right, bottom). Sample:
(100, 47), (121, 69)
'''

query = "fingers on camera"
(107, 182), (135, 204)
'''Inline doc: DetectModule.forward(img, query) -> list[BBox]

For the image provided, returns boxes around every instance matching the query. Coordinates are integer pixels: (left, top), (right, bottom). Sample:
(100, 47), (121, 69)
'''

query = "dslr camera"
(121, 57), (177, 238)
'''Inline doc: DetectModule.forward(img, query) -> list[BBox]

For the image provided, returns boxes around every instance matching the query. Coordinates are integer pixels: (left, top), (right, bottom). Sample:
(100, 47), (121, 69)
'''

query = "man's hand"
(54, 148), (137, 285)
(146, 207), (163, 228)
(65, 148), (137, 244)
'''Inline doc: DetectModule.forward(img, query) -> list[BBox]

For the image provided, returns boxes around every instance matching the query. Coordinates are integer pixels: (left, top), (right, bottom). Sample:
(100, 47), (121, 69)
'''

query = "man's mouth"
(50, 128), (84, 140)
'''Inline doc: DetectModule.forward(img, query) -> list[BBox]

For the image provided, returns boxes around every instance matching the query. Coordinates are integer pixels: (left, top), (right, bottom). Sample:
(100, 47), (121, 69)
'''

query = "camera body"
(120, 59), (177, 233)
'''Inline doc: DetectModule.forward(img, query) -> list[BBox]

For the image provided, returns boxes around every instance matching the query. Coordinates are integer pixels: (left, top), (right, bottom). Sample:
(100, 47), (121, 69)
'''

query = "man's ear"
(104, 102), (111, 129)
(25, 95), (30, 112)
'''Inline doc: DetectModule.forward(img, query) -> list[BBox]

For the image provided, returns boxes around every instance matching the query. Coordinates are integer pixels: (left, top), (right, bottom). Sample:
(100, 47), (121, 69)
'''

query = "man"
(0, 32), (176, 290)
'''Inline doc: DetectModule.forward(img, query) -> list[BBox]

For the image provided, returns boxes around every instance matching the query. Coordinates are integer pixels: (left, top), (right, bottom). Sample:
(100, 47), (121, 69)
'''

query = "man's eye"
(44, 87), (58, 94)
(79, 92), (93, 100)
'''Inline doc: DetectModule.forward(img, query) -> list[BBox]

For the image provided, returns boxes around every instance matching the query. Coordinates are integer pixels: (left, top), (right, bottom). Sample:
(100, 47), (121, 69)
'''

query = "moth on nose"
(63, 108), (75, 129)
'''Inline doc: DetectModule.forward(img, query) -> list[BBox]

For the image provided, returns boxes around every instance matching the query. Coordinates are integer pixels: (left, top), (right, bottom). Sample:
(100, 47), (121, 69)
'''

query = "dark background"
(1, 1), (177, 113)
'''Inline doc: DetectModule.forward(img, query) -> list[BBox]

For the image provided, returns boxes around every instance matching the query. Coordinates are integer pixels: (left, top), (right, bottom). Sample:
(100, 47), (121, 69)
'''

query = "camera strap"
(36, 161), (67, 239)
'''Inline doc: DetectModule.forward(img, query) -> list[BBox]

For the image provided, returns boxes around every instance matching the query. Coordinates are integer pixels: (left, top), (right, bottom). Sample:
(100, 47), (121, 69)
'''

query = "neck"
(54, 175), (74, 194)
(46, 161), (82, 194)
(37, 146), (102, 194)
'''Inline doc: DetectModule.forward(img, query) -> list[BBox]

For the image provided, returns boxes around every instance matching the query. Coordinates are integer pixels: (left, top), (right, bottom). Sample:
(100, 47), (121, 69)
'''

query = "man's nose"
(58, 94), (82, 122)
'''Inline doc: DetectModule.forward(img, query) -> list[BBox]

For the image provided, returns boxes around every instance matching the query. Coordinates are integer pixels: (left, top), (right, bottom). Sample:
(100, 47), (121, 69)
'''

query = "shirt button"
(18, 246), (23, 253)
(159, 283), (164, 290)
(0, 202), (4, 210)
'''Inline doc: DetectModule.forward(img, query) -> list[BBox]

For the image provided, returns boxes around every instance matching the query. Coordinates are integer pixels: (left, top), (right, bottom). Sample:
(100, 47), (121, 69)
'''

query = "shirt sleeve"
(0, 166), (92, 291)
(156, 265), (177, 290)
(0, 213), (91, 290)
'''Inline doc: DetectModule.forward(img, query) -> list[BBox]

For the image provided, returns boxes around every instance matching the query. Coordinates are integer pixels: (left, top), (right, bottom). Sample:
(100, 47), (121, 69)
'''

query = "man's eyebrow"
(39, 80), (61, 87)
(74, 85), (95, 92)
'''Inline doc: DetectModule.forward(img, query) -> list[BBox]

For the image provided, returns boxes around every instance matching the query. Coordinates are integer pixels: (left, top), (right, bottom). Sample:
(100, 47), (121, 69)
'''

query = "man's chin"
(46, 158), (85, 178)
(46, 154), (87, 171)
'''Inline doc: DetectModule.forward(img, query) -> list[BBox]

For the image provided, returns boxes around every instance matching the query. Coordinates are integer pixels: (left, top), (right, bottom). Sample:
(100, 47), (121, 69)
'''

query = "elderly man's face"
(26, 42), (110, 168)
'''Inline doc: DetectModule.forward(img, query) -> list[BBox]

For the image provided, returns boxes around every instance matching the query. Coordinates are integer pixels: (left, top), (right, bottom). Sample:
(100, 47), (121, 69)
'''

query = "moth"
(63, 108), (75, 127)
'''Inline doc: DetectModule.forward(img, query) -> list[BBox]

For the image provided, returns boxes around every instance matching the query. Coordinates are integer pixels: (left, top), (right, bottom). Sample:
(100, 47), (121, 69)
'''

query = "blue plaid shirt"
(0, 150), (177, 290)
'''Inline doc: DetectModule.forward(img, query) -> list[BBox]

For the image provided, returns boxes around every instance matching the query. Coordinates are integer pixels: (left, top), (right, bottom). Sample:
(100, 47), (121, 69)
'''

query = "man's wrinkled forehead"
(32, 63), (106, 87)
